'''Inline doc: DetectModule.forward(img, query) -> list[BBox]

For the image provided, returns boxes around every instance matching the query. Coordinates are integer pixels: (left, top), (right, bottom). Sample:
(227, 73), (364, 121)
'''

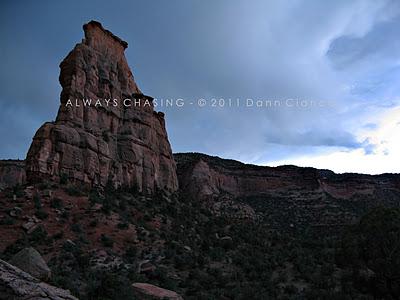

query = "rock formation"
(175, 153), (400, 226)
(9, 247), (51, 281)
(0, 160), (25, 190)
(0, 259), (77, 300)
(131, 282), (184, 300)
(175, 153), (328, 199)
(26, 21), (178, 194)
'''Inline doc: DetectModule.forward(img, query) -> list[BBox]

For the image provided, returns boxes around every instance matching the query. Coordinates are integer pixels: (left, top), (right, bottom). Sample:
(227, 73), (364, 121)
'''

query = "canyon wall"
(175, 153), (400, 226)
(0, 160), (25, 190)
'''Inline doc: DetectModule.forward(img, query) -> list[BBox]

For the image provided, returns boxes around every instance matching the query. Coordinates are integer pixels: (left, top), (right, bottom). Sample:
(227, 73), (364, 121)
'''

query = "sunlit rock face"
(26, 21), (178, 194)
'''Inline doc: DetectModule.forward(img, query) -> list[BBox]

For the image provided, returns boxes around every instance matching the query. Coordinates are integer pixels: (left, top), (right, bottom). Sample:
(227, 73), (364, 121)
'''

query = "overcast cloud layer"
(1, 0), (399, 174)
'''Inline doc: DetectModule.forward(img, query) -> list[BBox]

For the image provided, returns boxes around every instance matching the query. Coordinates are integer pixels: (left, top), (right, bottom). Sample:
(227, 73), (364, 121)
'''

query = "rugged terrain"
(1, 171), (400, 299)
(25, 21), (178, 194)
(175, 152), (400, 228)
(0, 160), (25, 191)
(1, 21), (400, 300)
(1, 152), (400, 299)
(0, 259), (77, 300)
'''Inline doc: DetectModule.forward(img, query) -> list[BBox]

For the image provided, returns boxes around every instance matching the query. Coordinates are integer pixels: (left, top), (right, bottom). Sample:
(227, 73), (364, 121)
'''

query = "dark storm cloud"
(0, 0), (399, 165)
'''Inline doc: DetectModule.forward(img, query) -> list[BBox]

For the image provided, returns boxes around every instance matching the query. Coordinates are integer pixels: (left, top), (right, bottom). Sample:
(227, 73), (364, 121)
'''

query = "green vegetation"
(65, 184), (87, 196)
(337, 207), (400, 299)
(50, 197), (63, 209)
(100, 234), (114, 248)
(33, 194), (48, 220)
(35, 209), (49, 220)
(2, 180), (400, 300)
(60, 173), (68, 185)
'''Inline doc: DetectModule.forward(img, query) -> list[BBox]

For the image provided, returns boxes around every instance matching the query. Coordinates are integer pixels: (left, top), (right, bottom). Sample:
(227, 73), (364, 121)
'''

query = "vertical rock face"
(0, 160), (26, 190)
(174, 153), (400, 226)
(26, 21), (178, 193)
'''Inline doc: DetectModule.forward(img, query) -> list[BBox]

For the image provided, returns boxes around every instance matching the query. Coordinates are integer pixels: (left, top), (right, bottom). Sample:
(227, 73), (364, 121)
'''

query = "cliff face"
(26, 21), (178, 193)
(175, 153), (321, 199)
(0, 160), (25, 190)
(175, 153), (400, 227)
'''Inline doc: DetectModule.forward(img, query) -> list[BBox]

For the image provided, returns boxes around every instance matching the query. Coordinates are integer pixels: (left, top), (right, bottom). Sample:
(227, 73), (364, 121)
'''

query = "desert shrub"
(101, 199), (112, 215)
(100, 234), (114, 247)
(65, 185), (84, 196)
(117, 222), (129, 230)
(33, 194), (41, 209)
(337, 207), (400, 299)
(29, 225), (48, 243)
(35, 209), (49, 220)
(60, 173), (68, 185)
(0, 215), (16, 225)
(89, 219), (98, 227)
(61, 210), (70, 220)
(50, 197), (63, 209)
(123, 246), (137, 263)
(89, 189), (102, 205)
(86, 268), (134, 300)
(12, 184), (25, 197)
(37, 182), (50, 190)
(71, 223), (83, 233)
(52, 231), (64, 240)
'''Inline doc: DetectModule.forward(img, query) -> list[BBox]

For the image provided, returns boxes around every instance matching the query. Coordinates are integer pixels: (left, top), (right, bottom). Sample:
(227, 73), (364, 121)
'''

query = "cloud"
(0, 0), (399, 174)
(268, 105), (400, 174)
(158, 0), (400, 164)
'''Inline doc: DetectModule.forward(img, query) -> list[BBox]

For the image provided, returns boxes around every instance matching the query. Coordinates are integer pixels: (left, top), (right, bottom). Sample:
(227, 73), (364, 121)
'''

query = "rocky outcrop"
(0, 160), (25, 190)
(175, 153), (323, 200)
(175, 153), (400, 227)
(0, 259), (77, 300)
(26, 21), (178, 194)
(131, 283), (183, 300)
(9, 247), (51, 280)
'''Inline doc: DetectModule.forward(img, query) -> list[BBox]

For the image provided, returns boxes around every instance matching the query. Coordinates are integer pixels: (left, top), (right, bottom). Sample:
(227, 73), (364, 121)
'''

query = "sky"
(0, 0), (399, 174)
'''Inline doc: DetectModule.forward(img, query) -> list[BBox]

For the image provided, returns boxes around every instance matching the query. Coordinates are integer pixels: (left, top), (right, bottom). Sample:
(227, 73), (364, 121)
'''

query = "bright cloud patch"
(268, 106), (400, 174)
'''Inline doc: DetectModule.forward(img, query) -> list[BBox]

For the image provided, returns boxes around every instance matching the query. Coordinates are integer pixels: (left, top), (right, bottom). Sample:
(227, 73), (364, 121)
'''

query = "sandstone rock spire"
(26, 21), (178, 193)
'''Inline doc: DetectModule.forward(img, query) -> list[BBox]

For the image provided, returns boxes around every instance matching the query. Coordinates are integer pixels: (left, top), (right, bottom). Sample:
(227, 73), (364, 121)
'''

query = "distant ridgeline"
(1, 21), (400, 300)
(174, 152), (400, 228)
(0, 21), (399, 226)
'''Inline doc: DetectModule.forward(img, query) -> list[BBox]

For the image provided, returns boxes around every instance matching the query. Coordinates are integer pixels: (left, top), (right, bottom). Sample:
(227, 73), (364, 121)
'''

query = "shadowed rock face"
(175, 153), (400, 227)
(9, 247), (51, 281)
(0, 160), (25, 190)
(26, 21), (178, 194)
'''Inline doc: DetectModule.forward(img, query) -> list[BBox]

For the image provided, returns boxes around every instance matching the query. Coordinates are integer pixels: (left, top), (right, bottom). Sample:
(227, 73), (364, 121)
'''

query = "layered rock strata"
(0, 160), (25, 190)
(175, 153), (400, 226)
(26, 21), (178, 193)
